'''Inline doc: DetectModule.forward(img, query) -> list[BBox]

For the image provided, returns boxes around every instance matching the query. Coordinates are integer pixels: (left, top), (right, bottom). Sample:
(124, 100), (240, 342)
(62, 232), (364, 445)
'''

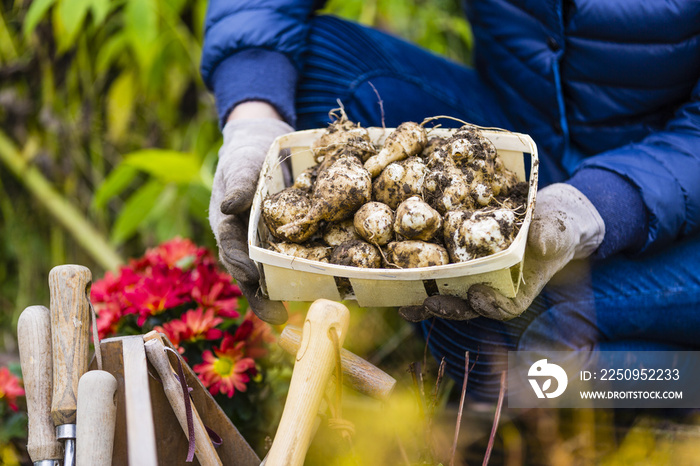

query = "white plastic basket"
(248, 127), (538, 307)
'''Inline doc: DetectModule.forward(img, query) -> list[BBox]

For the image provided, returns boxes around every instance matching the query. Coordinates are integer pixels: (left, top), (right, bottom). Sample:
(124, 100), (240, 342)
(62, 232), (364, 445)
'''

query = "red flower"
(193, 335), (256, 398)
(191, 262), (241, 318)
(89, 238), (259, 402)
(146, 237), (203, 270)
(92, 267), (152, 338)
(95, 301), (123, 339)
(90, 270), (121, 302)
(233, 311), (276, 359)
(156, 308), (224, 347)
(91, 267), (140, 309)
(123, 265), (192, 325)
(0, 367), (24, 411)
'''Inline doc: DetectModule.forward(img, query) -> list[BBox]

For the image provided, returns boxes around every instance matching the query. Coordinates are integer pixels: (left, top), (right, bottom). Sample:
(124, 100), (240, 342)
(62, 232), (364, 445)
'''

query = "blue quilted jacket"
(201, 0), (700, 254)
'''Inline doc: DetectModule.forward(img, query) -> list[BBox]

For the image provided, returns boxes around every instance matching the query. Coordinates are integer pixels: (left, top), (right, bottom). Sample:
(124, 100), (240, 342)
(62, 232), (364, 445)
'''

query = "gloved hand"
(399, 183), (605, 322)
(210, 118), (293, 324)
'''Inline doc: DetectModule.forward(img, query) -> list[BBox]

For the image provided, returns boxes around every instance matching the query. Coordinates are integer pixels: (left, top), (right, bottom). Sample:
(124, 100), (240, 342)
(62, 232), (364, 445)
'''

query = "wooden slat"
(122, 336), (158, 466)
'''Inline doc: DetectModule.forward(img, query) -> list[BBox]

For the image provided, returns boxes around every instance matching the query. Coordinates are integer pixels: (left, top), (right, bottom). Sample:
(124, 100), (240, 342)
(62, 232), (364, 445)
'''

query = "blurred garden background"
(1, 0), (699, 464)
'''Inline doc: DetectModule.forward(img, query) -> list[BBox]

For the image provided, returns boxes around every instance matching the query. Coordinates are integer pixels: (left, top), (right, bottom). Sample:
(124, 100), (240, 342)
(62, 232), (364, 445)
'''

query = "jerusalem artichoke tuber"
(364, 122), (427, 177)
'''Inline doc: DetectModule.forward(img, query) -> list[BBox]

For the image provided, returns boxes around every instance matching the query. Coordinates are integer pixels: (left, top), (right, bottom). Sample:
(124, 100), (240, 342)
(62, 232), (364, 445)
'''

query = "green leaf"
(0, 10), (20, 61)
(106, 71), (135, 141)
(57, 0), (92, 51)
(192, 0), (208, 43)
(199, 146), (218, 191)
(95, 34), (126, 76)
(111, 180), (163, 244)
(124, 0), (158, 74)
(0, 413), (27, 443)
(153, 192), (191, 242)
(186, 183), (212, 224)
(122, 149), (202, 184)
(88, 0), (111, 27)
(162, 0), (188, 16)
(92, 164), (138, 210)
(193, 118), (219, 160)
(23, 0), (57, 38)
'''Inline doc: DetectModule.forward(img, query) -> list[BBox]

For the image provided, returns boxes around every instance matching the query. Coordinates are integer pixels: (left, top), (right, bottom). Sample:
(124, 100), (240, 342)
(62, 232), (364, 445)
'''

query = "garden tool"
(95, 334), (260, 465)
(265, 299), (350, 466)
(17, 305), (63, 466)
(111, 336), (159, 466)
(49, 264), (92, 466)
(76, 370), (118, 465)
(278, 325), (396, 401)
(143, 331), (223, 466)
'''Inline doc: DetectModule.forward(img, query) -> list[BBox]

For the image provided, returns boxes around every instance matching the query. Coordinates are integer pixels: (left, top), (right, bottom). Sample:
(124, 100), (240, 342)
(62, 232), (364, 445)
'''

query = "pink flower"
(0, 367), (24, 412)
(193, 335), (256, 398)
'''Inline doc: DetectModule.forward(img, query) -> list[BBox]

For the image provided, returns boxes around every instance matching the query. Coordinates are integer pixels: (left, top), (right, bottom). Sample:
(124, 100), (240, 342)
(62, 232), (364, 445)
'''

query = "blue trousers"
(296, 16), (700, 400)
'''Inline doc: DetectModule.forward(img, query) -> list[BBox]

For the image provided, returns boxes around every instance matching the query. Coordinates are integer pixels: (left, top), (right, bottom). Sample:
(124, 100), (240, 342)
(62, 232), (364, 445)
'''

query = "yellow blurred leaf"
(0, 444), (21, 466)
(107, 71), (135, 141)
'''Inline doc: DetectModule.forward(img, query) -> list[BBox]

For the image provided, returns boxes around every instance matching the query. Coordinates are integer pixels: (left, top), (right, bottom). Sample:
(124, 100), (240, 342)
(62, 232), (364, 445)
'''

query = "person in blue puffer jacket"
(203, 0), (700, 400)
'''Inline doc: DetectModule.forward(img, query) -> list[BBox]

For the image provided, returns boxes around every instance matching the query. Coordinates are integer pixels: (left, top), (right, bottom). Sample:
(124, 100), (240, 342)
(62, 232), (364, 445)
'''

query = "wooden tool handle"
(143, 335), (222, 466)
(279, 325), (396, 401)
(76, 370), (118, 465)
(18, 306), (63, 462)
(49, 264), (92, 426)
(266, 299), (350, 466)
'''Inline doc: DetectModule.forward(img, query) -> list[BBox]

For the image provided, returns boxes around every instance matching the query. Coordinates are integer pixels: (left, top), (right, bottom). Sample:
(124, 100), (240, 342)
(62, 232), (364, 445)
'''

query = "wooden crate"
(248, 127), (539, 307)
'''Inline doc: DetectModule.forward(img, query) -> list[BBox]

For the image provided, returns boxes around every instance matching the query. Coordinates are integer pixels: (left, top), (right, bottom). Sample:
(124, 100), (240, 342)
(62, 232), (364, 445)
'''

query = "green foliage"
(323, 0), (473, 64)
(0, 0), (219, 342)
(5, 0), (216, 242)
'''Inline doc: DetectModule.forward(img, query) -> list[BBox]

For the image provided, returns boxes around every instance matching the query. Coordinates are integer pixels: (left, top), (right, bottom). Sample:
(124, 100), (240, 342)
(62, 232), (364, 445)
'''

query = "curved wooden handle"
(143, 336), (222, 466)
(49, 264), (92, 426)
(76, 370), (118, 465)
(279, 326), (396, 401)
(18, 306), (63, 462)
(266, 299), (350, 466)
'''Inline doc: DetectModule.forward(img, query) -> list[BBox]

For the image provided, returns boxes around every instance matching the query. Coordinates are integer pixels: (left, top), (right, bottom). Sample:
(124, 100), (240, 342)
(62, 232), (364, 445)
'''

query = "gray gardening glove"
(399, 183), (605, 322)
(210, 118), (293, 324)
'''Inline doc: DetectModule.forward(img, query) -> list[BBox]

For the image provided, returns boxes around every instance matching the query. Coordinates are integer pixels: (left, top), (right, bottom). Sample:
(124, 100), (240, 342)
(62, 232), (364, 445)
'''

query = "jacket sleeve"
(574, 77), (700, 253)
(200, 1), (327, 126)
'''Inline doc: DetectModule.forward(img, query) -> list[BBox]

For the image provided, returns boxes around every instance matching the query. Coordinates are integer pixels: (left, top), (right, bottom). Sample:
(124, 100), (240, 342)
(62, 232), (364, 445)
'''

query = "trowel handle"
(279, 326), (396, 401)
(49, 265), (92, 426)
(76, 370), (118, 465)
(18, 306), (63, 463)
(266, 299), (350, 466)
(144, 336), (222, 466)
